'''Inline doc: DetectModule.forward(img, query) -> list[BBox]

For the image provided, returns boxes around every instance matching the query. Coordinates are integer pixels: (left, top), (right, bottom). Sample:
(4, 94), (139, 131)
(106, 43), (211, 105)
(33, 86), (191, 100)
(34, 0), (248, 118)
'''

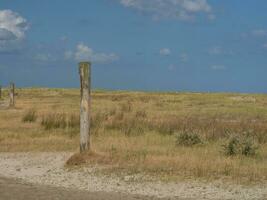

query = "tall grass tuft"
(41, 113), (67, 130)
(222, 135), (258, 156)
(175, 131), (202, 146)
(22, 109), (37, 123)
(41, 113), (80, 130)
(105, 112), (145, 136)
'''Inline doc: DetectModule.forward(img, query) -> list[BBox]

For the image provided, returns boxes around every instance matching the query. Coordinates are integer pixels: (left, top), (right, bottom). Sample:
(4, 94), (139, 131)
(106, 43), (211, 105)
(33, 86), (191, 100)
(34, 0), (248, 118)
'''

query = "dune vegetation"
(0, 88), (266, 184)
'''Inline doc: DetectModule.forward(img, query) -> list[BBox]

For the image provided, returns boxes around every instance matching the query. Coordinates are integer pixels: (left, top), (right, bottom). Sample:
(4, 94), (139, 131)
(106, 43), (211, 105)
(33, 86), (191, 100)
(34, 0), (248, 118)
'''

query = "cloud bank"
(65, 43), (119, 64)
(118, 0), (214, 21)
(0, 9), (29, 53)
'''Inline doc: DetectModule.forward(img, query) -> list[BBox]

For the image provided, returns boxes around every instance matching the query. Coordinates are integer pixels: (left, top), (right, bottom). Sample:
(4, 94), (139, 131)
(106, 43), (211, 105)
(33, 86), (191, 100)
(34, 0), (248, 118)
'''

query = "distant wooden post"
(0, 85), (2, 99)
(79, 62), (91, 153)
(9, 82), (15, 107)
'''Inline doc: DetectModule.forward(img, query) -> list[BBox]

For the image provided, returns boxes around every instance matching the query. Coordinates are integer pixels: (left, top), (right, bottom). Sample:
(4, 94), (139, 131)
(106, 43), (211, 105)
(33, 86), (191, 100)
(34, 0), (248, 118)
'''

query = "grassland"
(0, 88), (266, 184)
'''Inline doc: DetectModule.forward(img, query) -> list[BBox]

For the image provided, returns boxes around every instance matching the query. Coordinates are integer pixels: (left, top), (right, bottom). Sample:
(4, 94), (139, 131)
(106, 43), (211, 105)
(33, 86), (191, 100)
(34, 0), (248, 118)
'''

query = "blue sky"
(0, 0), (267, 93)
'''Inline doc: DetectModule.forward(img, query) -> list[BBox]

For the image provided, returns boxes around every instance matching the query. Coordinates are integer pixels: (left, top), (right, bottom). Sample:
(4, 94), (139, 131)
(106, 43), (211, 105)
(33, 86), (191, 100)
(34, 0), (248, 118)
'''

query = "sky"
(0, 0), (267, 93)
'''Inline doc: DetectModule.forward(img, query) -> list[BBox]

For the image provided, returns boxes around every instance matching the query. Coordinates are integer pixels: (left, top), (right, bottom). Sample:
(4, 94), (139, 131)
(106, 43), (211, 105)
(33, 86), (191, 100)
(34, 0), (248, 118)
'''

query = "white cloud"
(65, 43), (119, 63)
(208, 46), (234, 56)
(211, 65), (226, 70)
(0, 28), (16, 40)
(160, 48), (171, 56)
(0, 9), (28, 53)
(0, 10), (28, 40)
(182, 0), (211, 13)
(118, 0), (213, 21)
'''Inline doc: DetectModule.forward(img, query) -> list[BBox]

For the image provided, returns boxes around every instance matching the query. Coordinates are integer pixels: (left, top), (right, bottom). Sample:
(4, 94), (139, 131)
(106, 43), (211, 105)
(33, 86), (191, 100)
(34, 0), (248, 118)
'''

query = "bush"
(241, 137), (258, 156)
(222, 135), (240, 156)
(22, 109), (37, 123)
(175, 131), (202, 146)
(222, 135), (258, 156)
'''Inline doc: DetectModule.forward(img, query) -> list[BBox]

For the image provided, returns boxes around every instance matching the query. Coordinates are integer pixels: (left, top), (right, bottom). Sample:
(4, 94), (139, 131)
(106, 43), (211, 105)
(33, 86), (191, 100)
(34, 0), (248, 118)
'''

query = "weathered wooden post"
(79, 62), (91, 153)
(0, 85), (2, 99)
(9, 82), (15, 107)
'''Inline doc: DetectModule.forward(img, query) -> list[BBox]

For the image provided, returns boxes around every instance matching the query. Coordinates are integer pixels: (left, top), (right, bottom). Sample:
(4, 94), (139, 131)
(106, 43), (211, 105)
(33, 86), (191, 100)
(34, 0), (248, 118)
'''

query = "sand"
(0, 152), (266, 200)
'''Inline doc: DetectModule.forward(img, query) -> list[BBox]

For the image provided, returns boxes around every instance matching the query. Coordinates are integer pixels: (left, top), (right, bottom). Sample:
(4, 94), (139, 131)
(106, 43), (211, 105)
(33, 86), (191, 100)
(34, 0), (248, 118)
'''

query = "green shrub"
(22, 109), (37, 123)
(242, 129), (267, 144)
(241, 137), (258, 156)
(222, 135), (258, 156)
(222, 135), (240, 156)
(255, 131), (267, 144)
(175, 131), (202, 146)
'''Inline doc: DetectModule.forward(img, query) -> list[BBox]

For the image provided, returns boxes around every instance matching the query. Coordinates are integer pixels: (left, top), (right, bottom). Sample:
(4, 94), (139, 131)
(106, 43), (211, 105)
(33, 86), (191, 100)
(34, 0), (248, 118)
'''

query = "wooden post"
(79, 62), (91, 153)
(0, 85), (2, 99)
(9, 82), (15, 107)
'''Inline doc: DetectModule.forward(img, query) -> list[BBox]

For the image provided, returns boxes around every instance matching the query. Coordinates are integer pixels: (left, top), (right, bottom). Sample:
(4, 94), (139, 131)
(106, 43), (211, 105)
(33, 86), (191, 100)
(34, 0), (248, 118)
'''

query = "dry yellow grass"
(0, 88), (267, 183)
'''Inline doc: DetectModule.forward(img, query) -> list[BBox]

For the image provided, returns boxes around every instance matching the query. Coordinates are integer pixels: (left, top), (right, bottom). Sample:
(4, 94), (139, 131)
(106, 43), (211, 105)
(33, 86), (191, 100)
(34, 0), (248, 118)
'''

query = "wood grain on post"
(9, 83), (15, 107)
(79, 62), (91, 153)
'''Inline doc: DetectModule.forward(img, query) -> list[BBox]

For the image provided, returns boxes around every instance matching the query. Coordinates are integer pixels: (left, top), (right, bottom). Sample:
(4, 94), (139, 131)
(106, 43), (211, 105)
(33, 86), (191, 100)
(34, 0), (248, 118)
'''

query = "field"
(0, 88), (267, 184)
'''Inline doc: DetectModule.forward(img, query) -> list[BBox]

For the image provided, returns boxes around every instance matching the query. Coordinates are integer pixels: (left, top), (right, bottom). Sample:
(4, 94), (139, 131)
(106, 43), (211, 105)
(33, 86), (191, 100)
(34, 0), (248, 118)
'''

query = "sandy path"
(0, 177), (172, 200)
(0, 152), (266, 200)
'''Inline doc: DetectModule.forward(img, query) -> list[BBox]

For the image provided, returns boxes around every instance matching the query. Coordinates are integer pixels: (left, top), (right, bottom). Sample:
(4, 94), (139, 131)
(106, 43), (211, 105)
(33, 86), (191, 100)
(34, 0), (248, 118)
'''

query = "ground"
(0, 152), (265, 200)
(0, 88), (266, 199)
(0, 177), (168, 200)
